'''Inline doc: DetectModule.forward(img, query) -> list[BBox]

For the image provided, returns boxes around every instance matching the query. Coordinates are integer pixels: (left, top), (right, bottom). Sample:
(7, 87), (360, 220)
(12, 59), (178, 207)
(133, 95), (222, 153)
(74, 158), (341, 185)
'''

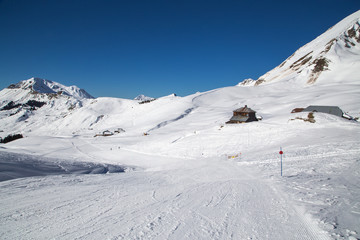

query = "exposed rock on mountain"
(240, 10), (360, 86)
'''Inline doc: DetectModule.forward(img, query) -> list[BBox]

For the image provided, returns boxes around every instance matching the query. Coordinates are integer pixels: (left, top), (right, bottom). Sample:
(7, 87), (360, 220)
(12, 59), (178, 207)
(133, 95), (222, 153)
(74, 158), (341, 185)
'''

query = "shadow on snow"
(0, 151), (127, 182)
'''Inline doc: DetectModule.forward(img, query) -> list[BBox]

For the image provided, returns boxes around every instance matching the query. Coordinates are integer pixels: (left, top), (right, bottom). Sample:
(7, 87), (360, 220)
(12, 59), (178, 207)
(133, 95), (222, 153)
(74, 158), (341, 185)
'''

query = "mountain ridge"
(240, 10), (360, 86)
(7, 77), (94, 100)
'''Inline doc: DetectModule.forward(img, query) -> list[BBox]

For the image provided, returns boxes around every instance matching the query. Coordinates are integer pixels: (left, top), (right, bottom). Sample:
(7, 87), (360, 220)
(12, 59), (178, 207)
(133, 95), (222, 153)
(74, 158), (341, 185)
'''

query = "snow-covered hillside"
(240, 10), (360, 86)
(0, 77), (94, 136)
(0, 11), (360, 240)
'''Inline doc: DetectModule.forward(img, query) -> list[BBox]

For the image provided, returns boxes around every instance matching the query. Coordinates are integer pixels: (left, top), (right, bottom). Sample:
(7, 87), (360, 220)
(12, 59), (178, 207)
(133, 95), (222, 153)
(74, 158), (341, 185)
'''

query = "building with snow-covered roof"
(302, 105), (353, 120)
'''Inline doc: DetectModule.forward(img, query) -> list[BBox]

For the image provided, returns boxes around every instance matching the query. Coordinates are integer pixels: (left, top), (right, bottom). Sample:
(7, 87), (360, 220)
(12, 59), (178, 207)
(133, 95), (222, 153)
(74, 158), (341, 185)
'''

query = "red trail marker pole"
(279, 147), (284, 176)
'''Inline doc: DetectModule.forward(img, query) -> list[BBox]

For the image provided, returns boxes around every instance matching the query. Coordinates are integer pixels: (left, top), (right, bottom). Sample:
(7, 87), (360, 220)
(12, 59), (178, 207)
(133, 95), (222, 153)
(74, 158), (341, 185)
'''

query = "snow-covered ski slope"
(1, 10), (360, 240)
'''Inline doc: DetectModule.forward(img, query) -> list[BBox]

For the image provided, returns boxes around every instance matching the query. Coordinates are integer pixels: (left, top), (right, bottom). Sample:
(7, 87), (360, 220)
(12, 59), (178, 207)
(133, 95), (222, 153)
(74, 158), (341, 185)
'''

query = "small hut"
(292, 105), (354, 120)
(226, 105), (259, 124)
(303, 105), (344, 117)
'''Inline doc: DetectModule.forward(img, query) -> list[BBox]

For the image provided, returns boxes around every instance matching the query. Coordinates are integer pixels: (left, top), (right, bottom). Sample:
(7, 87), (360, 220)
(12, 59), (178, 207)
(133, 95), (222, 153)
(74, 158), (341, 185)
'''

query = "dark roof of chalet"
(229, 115), (249, 122)
(233, 105), (256, 113)
(303, 105), (343, 117)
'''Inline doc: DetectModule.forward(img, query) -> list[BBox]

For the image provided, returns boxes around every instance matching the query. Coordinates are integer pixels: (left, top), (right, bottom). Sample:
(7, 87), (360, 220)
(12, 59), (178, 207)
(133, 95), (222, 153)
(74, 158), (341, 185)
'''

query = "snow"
(241, 10), (360, 87)
(1, 80), (359, 239)
(0, 151), (128, 182)
(134, 94), (155, 102)
(29, 77), (94, 100)
(1, 11), (360, 240)
(2, 77), (93, 101)
(0, 157), (334, 239)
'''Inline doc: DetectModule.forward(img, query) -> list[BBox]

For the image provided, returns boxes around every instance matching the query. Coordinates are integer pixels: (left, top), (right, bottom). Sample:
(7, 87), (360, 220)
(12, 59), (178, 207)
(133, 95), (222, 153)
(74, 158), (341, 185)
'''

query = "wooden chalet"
(226, 105), (259, 124)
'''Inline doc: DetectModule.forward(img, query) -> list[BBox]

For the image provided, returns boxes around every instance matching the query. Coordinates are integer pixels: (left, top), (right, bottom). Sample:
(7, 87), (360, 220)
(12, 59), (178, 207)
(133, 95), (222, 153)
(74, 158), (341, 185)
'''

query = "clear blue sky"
(0, 0), (359, 99)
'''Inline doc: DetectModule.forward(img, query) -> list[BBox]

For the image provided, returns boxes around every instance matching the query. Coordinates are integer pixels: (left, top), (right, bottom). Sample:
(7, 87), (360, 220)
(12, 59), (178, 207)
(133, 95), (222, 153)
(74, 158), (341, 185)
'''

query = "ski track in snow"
(147, 107), (197, 132)
(0, 155), (333, 240)
(0, 114), (359, 239)
(0, 111), (359, 239)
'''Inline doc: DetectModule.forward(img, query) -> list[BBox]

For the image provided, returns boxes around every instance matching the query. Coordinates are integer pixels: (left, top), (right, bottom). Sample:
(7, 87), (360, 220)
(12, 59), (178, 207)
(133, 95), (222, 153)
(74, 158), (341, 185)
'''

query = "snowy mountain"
(0, 77), (94, 135)
(134, 94), (155, 102)
(0, 11), (360, 240)
(6, 77), (94, 100)
(240, 10), (360, 86)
